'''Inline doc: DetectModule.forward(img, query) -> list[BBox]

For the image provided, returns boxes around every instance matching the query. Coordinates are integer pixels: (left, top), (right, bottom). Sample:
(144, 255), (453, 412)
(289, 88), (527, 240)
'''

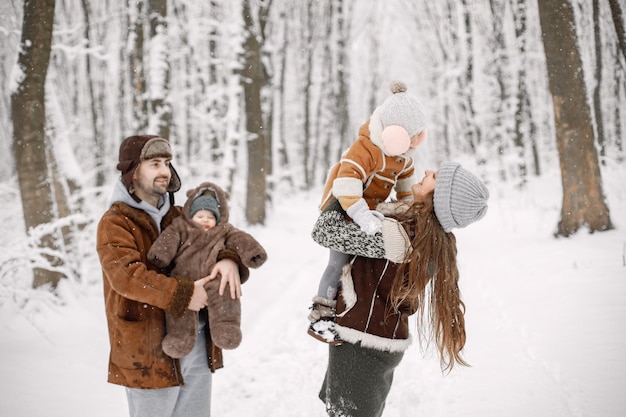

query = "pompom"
(389, 80), (407, 94)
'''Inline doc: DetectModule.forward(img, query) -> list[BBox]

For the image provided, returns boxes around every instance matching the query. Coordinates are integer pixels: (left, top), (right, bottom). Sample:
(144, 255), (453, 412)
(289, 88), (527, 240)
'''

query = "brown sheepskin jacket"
(148, 181), (267, 286)
(312, 200), (417, 352)
(319, 119), (417, 211)
(335, 256), (416, 353)
(97, 188), (247, 389)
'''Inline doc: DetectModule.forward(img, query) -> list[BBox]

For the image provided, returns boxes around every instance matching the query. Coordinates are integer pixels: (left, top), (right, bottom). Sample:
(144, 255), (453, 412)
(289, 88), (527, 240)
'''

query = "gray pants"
(317, 249), (350, 299)
(320, 342), (404, 417)
(126, 315), (212, 417)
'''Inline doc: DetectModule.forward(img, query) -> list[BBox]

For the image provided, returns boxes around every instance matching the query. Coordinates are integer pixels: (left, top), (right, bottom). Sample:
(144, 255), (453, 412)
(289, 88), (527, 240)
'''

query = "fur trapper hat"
(117, 135), (181, 194)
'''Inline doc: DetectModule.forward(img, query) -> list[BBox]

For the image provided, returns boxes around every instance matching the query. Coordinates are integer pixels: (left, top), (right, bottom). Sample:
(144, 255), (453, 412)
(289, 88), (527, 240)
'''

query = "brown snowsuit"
(148, 181), (267, 357)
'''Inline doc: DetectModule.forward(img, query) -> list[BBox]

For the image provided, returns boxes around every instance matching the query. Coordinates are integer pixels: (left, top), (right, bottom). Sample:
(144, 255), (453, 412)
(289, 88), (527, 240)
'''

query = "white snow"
(1, 163), (625, 417)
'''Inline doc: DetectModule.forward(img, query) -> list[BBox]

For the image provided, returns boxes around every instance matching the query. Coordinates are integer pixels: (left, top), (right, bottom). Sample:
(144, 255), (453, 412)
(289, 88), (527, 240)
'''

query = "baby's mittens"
(347, 199), (384, 235)
(381, 218), (412, 263)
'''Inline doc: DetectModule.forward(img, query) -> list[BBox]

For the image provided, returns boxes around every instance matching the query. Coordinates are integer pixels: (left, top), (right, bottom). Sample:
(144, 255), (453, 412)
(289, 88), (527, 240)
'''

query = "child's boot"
(307, 296), (342, 345)
(162, 310), (199, 358)
(206, 279), (242, 349)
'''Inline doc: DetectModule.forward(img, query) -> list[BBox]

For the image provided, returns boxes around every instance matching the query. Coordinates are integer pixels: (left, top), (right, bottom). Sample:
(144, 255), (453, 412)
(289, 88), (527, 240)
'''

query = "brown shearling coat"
(97, 192), (246, 389)
(335, 255), (416, 353)
(311, 202), (418, 352)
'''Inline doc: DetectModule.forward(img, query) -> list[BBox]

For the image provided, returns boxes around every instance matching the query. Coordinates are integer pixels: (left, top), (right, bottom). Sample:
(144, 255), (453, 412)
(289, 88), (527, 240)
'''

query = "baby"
(148, 181), (267, 357)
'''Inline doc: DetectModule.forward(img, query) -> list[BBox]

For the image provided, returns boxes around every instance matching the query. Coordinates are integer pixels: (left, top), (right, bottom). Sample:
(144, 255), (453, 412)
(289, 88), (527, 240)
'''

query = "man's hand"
(207, 258), (242, 299)
(188, 276), (211, 311)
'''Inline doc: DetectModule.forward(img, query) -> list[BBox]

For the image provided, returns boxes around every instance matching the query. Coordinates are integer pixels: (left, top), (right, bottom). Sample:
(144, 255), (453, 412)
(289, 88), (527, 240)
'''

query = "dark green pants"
(319, 342), (404, 417)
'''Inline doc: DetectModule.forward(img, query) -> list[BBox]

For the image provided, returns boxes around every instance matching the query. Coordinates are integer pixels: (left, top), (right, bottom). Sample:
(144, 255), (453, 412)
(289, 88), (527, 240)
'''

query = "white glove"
(381, 218), (412, 263)
(347, 199), (384, 235)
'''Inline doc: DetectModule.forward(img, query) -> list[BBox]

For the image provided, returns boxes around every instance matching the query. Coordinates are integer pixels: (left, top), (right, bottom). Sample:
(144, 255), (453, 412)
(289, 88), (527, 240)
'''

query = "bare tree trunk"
(592, 0), (606, 161)
(302, 0), (314, 188)
(128, 0), (148, 131)
(485, 0), (512, 181)
(79, 0), (106, 186)
(333, 0), (351, 158)
(510, 0), (539, 179)
(312, 0), (351, 188)
(11, 0), (64, 288)
(148, 0), (171, 139)
(608, 0), (626, 62)
(538, 0), (612, 236)
(315, 6), (333, 188)
(258, 0), (274, 196)
(460, 0), (481, 157)
(615, 46), (624, 157)
(241, 0), (269, 225)
(276, 9), (293, 188)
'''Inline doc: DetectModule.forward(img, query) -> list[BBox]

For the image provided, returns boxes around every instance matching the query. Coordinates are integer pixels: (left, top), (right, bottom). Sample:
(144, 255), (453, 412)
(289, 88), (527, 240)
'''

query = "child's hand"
(347, 199), (384, 235)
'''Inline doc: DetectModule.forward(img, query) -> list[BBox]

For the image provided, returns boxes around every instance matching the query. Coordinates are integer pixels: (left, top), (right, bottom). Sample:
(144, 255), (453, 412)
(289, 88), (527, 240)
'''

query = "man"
(97, 135), (245, 417)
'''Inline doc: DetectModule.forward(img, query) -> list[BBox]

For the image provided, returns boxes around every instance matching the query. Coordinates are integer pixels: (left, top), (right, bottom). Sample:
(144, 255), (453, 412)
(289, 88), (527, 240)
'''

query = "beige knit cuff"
(381, 218), (412, 263)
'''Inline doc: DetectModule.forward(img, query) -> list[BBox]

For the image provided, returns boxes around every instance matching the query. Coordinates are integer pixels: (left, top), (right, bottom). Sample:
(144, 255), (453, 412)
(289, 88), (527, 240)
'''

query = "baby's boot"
(162, 310), (199, 358)
(206, 279), (242, 349)
(307, 296), (342, 345)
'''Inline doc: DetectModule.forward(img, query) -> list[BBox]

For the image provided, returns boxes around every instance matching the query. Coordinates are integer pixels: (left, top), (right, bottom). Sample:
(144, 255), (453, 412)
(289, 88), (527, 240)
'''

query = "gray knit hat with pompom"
(376, 81), (427, 137)
(433, 162), (489, 232)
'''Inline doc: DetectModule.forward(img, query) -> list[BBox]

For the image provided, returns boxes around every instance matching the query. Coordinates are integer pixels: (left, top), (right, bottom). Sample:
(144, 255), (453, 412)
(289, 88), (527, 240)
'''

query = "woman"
(311, 162), (489, 417)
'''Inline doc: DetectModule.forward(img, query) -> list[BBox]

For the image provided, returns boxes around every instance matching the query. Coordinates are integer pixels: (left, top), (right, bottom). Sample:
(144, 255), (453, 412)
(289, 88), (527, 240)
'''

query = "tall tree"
(147, 0), (171, 138)
(128, 0), (148, 131)
(511, 0), (540, 178)
(608, 0), (626, 62)
(79, 0), (106, 186)
(592, 0), (607, 160)
(241, 0), (271, 224)
(460, 0), (482, 158)
(11, 0), (65, 288)
(538, 0), (612, 236)
(332, 0), (351, 162)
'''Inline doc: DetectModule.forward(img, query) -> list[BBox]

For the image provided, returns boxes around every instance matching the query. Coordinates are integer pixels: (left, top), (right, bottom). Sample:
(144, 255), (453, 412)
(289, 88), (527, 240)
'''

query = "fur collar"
(376, 199), (413, 216)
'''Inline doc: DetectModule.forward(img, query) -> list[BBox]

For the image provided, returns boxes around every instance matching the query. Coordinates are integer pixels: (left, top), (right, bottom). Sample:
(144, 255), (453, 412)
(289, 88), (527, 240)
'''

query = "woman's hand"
(207, 258), (242, 299)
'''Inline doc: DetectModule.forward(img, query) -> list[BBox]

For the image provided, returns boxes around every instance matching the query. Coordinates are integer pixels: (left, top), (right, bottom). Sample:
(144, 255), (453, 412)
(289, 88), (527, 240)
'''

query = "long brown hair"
(390, 193), (468, 372)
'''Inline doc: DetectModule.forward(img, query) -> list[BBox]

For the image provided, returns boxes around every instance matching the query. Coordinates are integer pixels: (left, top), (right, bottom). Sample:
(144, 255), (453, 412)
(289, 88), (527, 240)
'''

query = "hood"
(182, 181), (230, 225)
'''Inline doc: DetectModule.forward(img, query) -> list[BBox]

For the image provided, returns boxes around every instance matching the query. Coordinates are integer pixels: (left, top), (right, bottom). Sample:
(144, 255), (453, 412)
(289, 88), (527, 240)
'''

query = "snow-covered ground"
(1, 164), (625, 417)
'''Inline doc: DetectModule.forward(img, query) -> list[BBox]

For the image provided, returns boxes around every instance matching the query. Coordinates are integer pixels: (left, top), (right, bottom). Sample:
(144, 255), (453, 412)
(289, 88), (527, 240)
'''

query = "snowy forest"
(1, 1), (626, 416)
(1, 0), (625, 291)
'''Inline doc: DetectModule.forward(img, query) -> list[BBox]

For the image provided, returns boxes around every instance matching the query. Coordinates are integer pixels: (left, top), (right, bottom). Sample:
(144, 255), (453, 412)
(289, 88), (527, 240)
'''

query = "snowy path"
(1, 187), (625, 416)
(214, 192), (626, 417)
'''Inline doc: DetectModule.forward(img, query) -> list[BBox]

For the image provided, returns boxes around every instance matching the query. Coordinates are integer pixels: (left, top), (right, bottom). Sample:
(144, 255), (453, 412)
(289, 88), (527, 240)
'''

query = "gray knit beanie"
(433, 162), (489, 232)
(376, 81), (427, 137)
(190, 194), (221, 222)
